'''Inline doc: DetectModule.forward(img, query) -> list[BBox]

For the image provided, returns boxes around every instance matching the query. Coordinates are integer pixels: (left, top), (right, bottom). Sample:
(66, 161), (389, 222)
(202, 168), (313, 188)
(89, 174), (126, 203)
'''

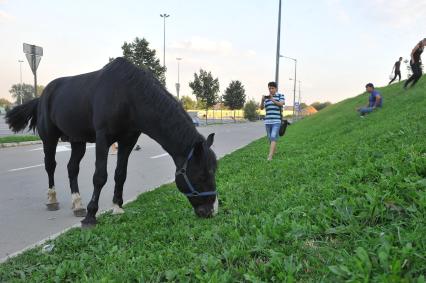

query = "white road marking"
(8, 164), (44, 172)
(150, 153), (169, 159)
(29, 144), (96, 152)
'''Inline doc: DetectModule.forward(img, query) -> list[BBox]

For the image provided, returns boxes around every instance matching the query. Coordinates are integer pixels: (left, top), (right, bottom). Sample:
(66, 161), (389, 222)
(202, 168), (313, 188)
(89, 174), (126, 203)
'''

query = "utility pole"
(275, 0), (282, 88)
(297, 80), (301, 119)
(18, 60), (24, 104)
(176, 57), (182, 99)
(160, 13), (170, 69)
(282, 56), (297, 122)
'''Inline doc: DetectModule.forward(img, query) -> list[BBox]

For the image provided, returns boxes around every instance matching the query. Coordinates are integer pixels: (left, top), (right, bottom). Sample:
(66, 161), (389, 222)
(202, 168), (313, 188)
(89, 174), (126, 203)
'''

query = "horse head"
(175, 133), (218, 218)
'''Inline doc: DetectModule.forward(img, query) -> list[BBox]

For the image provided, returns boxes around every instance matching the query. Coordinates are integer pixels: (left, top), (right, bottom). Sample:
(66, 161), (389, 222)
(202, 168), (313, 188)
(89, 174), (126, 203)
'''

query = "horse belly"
(55, 115), (96, 143)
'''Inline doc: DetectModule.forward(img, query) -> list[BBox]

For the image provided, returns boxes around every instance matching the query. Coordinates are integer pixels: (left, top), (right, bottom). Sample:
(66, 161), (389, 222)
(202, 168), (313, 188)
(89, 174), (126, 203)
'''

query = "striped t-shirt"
(264, 93), (285, 124)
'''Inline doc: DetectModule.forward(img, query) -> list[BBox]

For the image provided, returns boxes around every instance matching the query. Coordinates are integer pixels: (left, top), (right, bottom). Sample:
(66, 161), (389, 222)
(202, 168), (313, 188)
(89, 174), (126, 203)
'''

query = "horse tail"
(5, 97), (40, 133)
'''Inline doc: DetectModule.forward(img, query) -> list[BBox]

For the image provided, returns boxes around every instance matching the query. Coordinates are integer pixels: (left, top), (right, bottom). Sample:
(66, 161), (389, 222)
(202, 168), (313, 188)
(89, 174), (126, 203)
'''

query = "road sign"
(23, 43), (43, 56)
(294, 102), (300, 112)
(23, 43), (43, 75)
(25, 54), (42, 75)
(22, 43), (43, 97)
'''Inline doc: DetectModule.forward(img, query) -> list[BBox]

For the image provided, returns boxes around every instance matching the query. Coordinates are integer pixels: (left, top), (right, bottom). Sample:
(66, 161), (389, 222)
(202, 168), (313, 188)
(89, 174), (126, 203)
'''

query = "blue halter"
(175, 148), (217, 197)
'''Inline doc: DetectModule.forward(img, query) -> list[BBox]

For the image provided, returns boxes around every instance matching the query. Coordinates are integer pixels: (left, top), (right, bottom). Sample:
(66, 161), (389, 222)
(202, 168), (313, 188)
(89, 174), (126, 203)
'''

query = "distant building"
(300, 106), (318, 116)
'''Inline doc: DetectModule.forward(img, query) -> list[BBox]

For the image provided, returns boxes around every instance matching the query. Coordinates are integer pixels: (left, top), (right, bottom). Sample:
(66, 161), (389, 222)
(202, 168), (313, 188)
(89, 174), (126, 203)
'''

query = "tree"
(0, 98), (11, 107)
(189, 69), (219, 124)
(9, 83), (42, 104)
(223, 80), (246, 121)
(111, 37), (166, 85)
(300, 102), (308, 109)
(180, 95), (197, 110)
(311, 101), (332, 111)
(244, 100), (259, 121)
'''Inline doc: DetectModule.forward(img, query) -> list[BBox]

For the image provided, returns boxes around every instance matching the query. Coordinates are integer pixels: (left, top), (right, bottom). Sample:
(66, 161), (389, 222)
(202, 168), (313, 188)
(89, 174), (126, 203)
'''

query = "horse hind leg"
(68, 142), (87, 217)
(43, 139), (60, 211)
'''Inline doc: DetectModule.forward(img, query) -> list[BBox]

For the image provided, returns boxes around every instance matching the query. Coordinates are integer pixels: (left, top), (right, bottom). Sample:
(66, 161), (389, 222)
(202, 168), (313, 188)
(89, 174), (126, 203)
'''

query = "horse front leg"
(68, 142), (87, 217)
(112, 134), (139, 214)
(81, 134), (109, 228)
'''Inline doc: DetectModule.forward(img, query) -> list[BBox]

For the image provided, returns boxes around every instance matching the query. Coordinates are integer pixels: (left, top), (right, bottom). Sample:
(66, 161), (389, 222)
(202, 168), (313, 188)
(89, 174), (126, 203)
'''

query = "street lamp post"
(289, 78), (302, 121)
(176, 57), (182, 99)
(160, 13), (170, 69)
(275, 0), (282, 88)
(281, 55), (297, 122)
(18, 60), (24, 105)
(298, 80), (301, 119)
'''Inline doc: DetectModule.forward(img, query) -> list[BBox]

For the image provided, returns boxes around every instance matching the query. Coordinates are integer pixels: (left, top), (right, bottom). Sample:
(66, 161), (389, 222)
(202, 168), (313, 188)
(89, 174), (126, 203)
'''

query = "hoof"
(46, 203), (60, 211)
(81, 217), (97, 229)
(73, 208), (87, 217)
(112, 204), (125, 215)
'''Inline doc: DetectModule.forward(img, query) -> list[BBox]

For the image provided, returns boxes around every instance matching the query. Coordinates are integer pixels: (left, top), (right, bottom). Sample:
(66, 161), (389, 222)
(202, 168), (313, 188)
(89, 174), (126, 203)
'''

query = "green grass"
(0, 135), (40, 144)
(1, 78), (426, 282)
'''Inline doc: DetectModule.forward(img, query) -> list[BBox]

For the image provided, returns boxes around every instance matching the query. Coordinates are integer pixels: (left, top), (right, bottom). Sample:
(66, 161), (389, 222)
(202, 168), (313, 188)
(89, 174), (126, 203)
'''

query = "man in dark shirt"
(388, 57), (403, 85)
(404, 38), (425, 89)
(356, 83), (382, 117)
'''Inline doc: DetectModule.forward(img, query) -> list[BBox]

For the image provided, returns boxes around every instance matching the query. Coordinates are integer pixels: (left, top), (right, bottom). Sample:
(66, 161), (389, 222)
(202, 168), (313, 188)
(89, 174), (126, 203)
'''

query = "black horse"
(6, 58), (218, 227)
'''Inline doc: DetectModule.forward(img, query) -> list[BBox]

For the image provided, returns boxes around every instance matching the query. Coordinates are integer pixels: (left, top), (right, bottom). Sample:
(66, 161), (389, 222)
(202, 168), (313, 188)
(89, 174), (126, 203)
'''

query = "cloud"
(244, 50), (257, 57)
(326, 0), (350, 23)
(170, 36), (233, 55)
(0, 10), (13, 22)
(367, 0), (426, 28)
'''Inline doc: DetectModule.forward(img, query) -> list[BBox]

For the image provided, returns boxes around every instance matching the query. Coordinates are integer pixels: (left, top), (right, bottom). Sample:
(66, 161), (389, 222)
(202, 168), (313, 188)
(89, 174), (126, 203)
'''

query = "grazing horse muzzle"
(194, 196), (219, 218)
(195, 203), (214, 218)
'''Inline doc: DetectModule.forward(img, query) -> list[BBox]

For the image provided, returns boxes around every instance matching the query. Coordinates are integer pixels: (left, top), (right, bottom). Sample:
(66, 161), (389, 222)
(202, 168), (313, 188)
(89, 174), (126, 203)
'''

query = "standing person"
(260, 82), (285, 161)
(356, 83), (382, 117)
(404, 38), (426, 89)
(388, 57), (403, 85)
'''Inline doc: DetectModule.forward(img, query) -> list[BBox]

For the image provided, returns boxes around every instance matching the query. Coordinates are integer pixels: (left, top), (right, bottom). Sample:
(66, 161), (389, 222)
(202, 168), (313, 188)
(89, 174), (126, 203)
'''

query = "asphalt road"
(0, 121), (266, 260)
(0, 115), (14, 137)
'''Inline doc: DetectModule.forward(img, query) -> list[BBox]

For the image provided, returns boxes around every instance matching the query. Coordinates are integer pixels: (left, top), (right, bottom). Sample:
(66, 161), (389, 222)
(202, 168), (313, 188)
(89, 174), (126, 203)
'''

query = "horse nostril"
(195, 206), (212, 218)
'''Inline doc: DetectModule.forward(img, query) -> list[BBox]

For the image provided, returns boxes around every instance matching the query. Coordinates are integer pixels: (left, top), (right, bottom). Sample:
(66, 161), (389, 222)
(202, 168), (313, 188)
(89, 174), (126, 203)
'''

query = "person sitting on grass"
(356, 83), (382, 117)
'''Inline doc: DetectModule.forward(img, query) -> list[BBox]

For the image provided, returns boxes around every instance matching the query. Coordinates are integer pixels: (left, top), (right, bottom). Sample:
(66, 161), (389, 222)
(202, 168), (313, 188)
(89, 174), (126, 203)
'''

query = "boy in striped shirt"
(260, 82), (285, 160)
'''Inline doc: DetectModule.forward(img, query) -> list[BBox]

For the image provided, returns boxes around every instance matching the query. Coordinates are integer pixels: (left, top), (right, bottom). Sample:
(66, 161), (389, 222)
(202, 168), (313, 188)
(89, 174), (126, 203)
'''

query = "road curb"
(0, 140), (42, 148)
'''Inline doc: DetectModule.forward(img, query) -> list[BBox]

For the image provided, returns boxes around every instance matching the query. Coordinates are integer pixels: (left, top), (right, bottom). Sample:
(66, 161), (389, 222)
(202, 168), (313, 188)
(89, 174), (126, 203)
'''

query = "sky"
(1, 0), (425, 106)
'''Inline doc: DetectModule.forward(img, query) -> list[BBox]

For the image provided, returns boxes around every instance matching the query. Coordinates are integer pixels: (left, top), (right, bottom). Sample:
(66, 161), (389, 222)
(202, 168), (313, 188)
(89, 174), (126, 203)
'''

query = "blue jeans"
(265, 123), (280, 142)
(359, 107), (374, 116)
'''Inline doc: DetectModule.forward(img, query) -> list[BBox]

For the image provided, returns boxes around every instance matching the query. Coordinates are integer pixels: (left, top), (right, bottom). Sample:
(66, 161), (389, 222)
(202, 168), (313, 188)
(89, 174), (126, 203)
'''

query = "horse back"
(38, 70), (133, 143)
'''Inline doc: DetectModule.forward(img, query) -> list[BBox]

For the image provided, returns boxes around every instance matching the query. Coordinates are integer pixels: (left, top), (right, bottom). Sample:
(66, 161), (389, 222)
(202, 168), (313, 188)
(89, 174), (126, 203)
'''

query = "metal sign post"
(23, 43), (43, 98)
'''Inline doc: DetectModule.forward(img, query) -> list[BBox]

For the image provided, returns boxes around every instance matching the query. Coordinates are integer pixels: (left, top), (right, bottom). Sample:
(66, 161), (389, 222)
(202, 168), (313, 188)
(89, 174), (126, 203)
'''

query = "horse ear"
(206, 133), (215, 148)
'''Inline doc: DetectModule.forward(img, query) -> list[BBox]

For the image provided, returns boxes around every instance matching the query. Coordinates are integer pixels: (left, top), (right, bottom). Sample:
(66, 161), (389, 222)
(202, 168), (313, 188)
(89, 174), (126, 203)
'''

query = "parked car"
(192, 116), (200, 127)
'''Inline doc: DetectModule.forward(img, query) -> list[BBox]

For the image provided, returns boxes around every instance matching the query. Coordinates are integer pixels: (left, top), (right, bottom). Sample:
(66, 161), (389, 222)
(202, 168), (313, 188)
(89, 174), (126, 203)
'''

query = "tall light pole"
(298, 80), (301, 119)
(160, 13), (170, 69)
(281, 55), (297, 122)
(275, 0), (282, 88)
(18, 60), (24, 105)
(176, 57), (182, 99)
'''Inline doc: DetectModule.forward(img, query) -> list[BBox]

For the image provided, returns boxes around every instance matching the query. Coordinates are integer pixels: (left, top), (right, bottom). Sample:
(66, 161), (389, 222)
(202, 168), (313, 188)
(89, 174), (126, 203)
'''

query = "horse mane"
(102, 57), (203, 151)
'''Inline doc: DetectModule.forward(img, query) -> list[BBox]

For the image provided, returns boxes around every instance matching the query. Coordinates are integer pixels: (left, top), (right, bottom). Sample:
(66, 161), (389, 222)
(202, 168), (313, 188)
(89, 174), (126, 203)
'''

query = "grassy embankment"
(0, 78), (425, 282)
